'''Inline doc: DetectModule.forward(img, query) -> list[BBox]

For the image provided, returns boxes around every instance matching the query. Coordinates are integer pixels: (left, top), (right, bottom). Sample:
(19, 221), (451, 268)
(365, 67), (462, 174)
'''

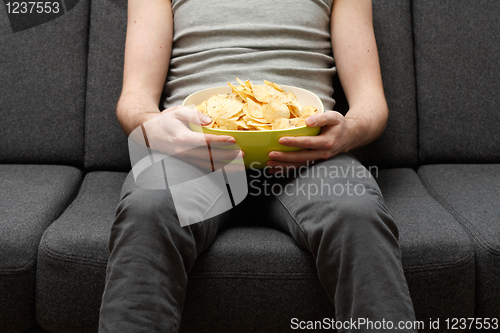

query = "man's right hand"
(141, 105), (244, 171)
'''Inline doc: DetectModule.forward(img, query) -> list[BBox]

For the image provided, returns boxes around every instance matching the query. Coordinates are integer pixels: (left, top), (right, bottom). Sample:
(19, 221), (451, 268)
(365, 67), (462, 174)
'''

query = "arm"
(117, 0), (238, 169)
(330, 0), (388, 150)
(268, 0), (388, 168)
(116, 0), (173, 136)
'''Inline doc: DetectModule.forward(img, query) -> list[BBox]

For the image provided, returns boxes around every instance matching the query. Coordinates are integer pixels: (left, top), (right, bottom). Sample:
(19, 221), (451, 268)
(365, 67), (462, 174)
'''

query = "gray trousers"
(98, 154), (416, 332)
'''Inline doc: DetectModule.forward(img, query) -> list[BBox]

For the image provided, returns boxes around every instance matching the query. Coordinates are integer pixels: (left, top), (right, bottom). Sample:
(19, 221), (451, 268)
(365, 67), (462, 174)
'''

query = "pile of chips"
(195, 78), (318, 131)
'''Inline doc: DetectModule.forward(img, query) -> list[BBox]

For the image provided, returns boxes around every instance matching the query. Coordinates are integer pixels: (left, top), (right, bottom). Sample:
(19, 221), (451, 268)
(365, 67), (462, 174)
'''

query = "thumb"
(172, 106), (212, 126)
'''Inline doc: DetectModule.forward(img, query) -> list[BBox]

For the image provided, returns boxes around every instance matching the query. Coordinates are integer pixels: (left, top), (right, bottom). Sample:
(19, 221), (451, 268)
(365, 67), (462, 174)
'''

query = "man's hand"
(266, 111), (352, 172)
(141, 106), (244, 171)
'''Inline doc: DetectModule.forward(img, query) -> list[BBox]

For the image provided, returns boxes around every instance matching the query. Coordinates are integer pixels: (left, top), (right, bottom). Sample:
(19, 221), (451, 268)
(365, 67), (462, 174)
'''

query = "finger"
(168, 108), (236, 143)
(269, 149), (330, 163)
(278, 125), (340, 150)
(278, 133), (335, 150)
(305, 110), (344, 127)
(210, 147), (244, 162)
(171, 106), (212, 126)
(203, 133), (236, 144)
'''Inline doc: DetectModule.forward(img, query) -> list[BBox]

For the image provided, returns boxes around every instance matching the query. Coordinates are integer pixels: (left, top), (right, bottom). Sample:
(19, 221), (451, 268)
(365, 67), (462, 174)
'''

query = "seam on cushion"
(0, 271), (34, 281)
(39, 240), (108, 268)
(0, 262), (36, 275)
(188, 272), (318, 280)
(419, 169), (500, 256)
(402, 250), (474, 274)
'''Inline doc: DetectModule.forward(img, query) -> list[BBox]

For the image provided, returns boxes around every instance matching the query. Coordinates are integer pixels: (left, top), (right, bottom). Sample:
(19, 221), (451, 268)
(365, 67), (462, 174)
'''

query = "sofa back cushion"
(0, 0), (89, 166)
(83, 0), (418, 171)
(413, 0), (500, 164)
(350, 0), (418, 168)
(84, 0), (130, 171)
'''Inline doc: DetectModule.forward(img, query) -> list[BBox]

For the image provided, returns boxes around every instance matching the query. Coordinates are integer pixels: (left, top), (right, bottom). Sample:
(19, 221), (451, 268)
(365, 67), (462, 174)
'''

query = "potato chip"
(250, 82), (270, 103)
(264, 80), (285, 93)
(272, 118), (291, 130)
(301, 105), (317, 118)
(195, 100), (207, 114)
(290, 118), (306, 127)
(236, 77), (252, 90)
(194, 78), (318, 131)
(246, 98), (265, 120)
(214, 117), (239, 130)
(264, 100), (290, 123)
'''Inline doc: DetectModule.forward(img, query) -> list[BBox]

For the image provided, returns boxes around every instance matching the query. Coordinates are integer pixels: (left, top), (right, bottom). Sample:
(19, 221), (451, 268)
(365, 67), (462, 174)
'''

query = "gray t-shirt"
(163, 0), (336, 110)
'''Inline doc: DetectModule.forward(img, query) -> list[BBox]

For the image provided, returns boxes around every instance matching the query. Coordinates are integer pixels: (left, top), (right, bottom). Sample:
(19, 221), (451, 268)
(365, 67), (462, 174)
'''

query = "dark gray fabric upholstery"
(36, 172), (127, 333)
(376, 169), (475, 326)
(350, 0), (418, 168)
(35, 169), (474, 332)
(0, 0), (89, 166)
(418, 164), (500, 318)
(413, 0), (500, 163)
(0, 0), (13, 34)
(84, 0), (130, 171)
(0, 165), (82, 333)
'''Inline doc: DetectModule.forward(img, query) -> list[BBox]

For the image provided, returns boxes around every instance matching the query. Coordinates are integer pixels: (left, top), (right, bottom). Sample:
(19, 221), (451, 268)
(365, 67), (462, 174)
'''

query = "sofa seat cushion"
(36, 171), (127, 333)
(418, 164), (500, 318)
(0, 164), (82, 333)
(36, 169), (474, 333)
(376, 169), (475, 327)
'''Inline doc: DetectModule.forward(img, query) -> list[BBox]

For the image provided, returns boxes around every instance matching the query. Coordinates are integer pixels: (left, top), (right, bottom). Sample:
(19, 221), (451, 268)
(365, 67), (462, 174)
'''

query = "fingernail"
(306, 116), (317, 126)
(280, 138), (288, 145)
(202, 115), (212, 124)
(226, 137), (236, 143)
(269, 152), (277, 159)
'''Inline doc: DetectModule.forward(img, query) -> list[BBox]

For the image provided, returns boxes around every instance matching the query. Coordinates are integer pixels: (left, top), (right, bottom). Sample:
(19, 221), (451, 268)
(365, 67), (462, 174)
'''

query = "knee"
(110, 188), (183, 250)
(117, 188), (177, 225)
(306, 193), (399, 254)
(336, 193), (398, 238)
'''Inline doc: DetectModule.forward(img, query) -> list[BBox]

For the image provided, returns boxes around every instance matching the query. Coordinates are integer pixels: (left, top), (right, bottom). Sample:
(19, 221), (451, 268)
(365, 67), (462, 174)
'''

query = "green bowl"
(184, 84), (324, 169)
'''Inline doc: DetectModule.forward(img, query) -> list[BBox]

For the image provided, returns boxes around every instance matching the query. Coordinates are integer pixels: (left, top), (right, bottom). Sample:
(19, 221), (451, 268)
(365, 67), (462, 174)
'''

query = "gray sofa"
(1, 0), (499, 332)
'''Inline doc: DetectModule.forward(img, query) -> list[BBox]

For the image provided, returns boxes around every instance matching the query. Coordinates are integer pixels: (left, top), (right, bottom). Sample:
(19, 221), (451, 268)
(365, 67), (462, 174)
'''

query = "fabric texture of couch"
(0, 0), (499, 332)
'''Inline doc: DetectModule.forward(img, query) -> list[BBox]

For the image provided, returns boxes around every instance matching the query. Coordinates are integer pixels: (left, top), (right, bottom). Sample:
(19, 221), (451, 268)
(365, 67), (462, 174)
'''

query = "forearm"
(344, 95), (388, 151)
(116, 91), (161, 136)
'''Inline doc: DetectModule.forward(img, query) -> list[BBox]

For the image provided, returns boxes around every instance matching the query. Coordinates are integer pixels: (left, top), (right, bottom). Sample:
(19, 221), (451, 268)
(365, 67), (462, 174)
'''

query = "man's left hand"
(266, 110), (353, 172)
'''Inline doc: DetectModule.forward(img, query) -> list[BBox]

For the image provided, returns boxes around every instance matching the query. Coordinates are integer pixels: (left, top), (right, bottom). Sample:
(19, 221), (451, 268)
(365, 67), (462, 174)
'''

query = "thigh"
(115, 159), (233, 265)
(262, 154), (397, 253)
